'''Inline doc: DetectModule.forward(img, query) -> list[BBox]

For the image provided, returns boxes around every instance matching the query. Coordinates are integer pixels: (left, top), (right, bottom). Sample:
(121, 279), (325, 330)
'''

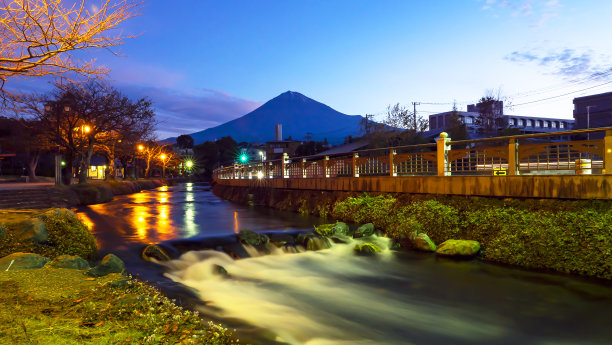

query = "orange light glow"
(160, 154), (166, 160)
(84, 125), (90, 133)
(138, 145), (144, 151)
(234, 211), (239, 234)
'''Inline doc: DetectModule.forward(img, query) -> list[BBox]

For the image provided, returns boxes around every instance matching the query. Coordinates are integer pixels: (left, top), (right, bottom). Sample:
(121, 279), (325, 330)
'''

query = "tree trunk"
(26, 152), (39, 181)
(63, 151), (74, 185)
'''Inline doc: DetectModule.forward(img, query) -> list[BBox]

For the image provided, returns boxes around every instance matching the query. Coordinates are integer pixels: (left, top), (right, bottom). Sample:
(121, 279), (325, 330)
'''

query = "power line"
(512, 79), (612, 107)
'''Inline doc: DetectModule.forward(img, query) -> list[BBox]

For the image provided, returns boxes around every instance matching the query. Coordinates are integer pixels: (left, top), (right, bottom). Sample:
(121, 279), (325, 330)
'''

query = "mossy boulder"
(354, 223), (375, 238)
(45, 254), (90, 269)
(141, 244), (171, 262)
(332, 222), (351, 236)
(238, 229), (269, 246)
(354, 243), (381, 256)
(306, 236), (331, 251)
(12, 218), (48, 243)
(314, 223), (335, 237)
(0, 252), (49, 270)
(412, 233), (436, 252)
(87, 254), (125, 277)
(436, 240), (481, 257)
(40, 209), (97, 261)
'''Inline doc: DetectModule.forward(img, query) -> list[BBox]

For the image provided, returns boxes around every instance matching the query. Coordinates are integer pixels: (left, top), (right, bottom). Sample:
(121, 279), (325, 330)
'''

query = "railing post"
(605, 130), (612, 175)
(508, 138), (519, 175)
(268, 161), (273, 178)
(353, 153), (359, 177)
(233, 163), (238, 179)
(436, 132), (451, 176)
(302, 158), (307, 178)
(283, 153), (289, 178)
(389, 149), (396, 177)
(323, 156), (329, 178)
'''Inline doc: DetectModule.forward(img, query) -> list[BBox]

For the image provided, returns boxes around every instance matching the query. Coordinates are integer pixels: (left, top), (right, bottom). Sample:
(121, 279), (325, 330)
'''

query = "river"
(77, 183), (612, 345)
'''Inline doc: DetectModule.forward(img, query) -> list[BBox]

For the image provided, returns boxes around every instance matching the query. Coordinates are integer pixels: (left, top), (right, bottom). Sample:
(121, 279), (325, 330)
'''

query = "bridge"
(213, 127), (612, 200)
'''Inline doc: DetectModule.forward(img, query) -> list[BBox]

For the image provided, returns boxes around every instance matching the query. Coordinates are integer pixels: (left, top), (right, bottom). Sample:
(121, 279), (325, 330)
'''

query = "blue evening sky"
(16, 0), (612, 138)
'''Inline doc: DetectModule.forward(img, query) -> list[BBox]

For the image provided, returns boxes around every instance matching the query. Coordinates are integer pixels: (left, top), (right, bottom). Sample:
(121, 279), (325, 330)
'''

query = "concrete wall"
(215, 175), (612, 200)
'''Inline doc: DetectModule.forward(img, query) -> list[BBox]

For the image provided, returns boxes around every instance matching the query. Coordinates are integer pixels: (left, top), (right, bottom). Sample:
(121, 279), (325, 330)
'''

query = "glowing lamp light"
(257, 171), (264, 179)
(160, 154), (166, 160)
(138, 145), (144, 151)
(61, 161), (66, 166)
(240, 154), (248, 163)
(185, 160), (193, 168)
(84, 125), (91, 133)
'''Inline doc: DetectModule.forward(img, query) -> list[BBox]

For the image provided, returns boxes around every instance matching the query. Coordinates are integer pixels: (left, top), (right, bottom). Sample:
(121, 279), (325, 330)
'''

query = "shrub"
(333, 194), (396, 229)
(398, 200), (461, 243)
(40, 209), (98, 261)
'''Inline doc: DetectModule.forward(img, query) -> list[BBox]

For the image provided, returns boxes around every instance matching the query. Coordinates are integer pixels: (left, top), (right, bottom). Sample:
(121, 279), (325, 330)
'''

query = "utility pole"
(412, 102), (420, 131)
(586, 105), (597, 140)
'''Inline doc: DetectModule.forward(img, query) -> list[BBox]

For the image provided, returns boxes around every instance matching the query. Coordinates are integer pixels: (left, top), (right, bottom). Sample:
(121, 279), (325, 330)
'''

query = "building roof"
(318, 140), (369, 155)
(573, 91), (612, 102)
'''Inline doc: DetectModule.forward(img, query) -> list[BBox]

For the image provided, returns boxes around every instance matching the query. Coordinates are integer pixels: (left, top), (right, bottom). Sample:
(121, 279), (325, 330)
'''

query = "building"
(428, 103), (574, 138)
(573, 91), (612, 130)
(265, 124), (302, 160)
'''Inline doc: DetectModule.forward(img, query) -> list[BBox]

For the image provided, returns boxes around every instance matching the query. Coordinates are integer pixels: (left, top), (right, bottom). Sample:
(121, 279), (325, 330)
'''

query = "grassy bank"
(0, 269), (235, 344)
(0, 209), (238, 344)
(212, 184), (612, 280)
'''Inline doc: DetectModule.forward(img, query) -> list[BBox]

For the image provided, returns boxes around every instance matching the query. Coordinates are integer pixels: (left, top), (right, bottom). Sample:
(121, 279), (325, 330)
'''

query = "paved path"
(0, 182), (54, 191)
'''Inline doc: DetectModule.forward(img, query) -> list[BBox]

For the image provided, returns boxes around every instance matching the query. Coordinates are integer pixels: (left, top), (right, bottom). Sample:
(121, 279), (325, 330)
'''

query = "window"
(560, 122), (565, 129)
(535, 120), (542, 127)
(543, 121), (549, 128)
(527, 119), (534, 127)
(551, 121), (557, 128)
(520, 119), (526, 126)
(465, 117), (473, 124)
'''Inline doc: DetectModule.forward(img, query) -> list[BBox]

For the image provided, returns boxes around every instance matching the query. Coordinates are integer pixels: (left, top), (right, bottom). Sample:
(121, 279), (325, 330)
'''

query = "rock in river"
(413, 233), (436, 252)
(436, 240), (480, 257)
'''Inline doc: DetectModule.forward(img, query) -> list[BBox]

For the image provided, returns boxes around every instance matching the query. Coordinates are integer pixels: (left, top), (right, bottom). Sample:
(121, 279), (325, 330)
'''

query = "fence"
(214, 127), (612, 181)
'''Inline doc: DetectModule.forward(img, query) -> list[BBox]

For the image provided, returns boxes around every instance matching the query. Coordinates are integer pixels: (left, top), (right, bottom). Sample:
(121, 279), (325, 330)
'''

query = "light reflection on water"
(76, 182), (325, 248)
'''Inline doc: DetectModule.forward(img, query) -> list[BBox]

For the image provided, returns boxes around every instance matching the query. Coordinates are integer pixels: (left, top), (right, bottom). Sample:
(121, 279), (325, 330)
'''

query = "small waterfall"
(163, 235), (510, 345)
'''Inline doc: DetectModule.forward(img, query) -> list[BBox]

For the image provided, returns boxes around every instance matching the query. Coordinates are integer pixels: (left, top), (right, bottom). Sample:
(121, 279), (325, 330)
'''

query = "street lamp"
(160, 153), (167, 178)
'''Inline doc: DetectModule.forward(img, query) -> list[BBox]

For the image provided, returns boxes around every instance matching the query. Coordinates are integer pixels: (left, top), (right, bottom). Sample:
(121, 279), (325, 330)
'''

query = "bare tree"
(475, 89), (506, 137)
(0, 0), (143, 93)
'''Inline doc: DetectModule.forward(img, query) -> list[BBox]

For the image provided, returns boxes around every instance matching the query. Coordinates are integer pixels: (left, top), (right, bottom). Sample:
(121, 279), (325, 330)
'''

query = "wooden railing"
(214, 127), (612, 180)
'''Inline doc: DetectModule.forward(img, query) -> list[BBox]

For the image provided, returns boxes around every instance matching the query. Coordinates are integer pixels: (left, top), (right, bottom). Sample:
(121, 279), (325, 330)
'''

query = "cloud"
(505, 48), (612, 79)
(120, 85), (262, 139)
(479, 0), (561, 28)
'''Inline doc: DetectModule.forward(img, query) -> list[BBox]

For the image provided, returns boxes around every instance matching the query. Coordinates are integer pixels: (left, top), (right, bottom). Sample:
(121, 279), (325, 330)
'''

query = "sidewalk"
(0, 182), (54, 190)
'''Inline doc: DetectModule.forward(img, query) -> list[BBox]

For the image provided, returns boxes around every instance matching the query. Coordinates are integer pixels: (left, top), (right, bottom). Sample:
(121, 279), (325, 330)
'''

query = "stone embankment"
(212, 183), (612, 280)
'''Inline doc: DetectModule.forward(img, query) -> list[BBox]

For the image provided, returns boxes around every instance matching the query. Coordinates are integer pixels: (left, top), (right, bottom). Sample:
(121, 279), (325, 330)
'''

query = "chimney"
(275, 124), (282, 141)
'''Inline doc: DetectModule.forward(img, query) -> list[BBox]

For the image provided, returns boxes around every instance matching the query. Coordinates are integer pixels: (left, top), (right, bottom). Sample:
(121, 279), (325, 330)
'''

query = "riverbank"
(0, 204), (237, 344)
(212, 184), (612, 281)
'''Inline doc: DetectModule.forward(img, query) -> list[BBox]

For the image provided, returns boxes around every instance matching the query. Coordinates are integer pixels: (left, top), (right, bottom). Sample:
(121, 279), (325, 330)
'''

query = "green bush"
(0, 209), (97, 262)
(330, 193), (612, 279)
(333, 194), (396, 229)
(399, 200), (461, 243)
(40, 209), (98, 262)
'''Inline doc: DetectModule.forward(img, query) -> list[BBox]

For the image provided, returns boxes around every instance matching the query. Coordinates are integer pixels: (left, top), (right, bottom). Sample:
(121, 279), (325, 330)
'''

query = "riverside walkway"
(214, 127), (612, 200)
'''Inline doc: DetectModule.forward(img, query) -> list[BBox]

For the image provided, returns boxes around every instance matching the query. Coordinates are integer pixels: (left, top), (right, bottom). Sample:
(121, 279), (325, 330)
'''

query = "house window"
(543, 121), (549, 128)
(551, 121), (557, 128)
(527, 119), (534, 127)
(560, 122), (565, 129)
(465, 117), (473, 124)
(520, 119), (526, 126)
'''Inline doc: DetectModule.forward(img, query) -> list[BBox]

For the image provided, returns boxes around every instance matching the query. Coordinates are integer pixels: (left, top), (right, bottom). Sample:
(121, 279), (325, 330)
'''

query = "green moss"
(0, 269), (237, 344)
(332, 193), (612, 280)
(0, 209), (97, 262)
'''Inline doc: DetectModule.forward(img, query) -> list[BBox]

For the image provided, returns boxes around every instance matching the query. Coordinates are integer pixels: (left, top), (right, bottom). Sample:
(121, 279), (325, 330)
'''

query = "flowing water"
(78, 183), (612, 345)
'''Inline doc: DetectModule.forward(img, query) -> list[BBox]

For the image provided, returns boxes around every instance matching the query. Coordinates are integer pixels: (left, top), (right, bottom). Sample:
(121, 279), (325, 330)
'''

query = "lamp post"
(136, 145), (144, 179)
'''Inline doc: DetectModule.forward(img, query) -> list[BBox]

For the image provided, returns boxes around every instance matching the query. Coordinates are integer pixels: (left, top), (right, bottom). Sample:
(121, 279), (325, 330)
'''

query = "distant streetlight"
(138, 144), (144, 151)
(160, 153), (167, 178)
(240, 154), (248, 163)
(185, 160), (193, 168)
